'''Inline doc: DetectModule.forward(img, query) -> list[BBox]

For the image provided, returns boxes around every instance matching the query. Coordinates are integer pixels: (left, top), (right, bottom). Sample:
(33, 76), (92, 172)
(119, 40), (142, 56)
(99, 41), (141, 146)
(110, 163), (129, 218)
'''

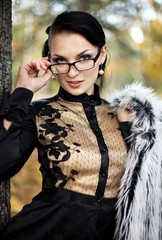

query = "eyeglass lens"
(51, 59), (95, 74)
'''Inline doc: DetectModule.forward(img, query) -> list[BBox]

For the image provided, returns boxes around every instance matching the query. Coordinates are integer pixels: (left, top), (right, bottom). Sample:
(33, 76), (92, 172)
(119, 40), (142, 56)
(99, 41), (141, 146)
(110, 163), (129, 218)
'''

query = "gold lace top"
(36, 86), (127, 199)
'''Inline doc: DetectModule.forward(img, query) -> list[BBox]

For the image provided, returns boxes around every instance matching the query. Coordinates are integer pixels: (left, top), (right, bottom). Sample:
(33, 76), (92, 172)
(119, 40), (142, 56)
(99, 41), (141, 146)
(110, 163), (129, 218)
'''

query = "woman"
(0, 11), (161, 240)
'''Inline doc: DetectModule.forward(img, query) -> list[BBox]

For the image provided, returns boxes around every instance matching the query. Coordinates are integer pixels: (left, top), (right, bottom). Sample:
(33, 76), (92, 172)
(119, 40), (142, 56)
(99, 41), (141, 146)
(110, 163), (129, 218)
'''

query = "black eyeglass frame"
(48, 48), (101, 75)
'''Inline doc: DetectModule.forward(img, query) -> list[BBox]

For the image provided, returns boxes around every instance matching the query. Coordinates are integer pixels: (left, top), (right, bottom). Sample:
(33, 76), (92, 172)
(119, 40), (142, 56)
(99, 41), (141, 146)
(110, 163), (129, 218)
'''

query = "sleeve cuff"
(0, 88), (33, 122)
(119, 121), (132, 149)
(9, 87), (33, 111)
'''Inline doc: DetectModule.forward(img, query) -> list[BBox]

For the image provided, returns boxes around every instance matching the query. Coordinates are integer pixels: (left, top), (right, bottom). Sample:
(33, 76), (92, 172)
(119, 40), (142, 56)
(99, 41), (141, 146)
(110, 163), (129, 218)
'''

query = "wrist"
(15, 84), (34, 93)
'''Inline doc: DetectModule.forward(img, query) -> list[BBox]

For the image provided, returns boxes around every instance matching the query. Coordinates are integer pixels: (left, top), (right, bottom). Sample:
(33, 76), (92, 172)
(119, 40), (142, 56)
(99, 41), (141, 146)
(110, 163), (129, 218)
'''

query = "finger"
(41, 56), (49, 60)
(39, 61), (51, 71)
(125, 107), (131, 112)
(35, 61), (42, 71)
(41, 57), (51, 65)
(125, 103), (132, 112)
(41, 68), (53, 81)
(25, 60), (40, 72)
(34, 61), (48, 71)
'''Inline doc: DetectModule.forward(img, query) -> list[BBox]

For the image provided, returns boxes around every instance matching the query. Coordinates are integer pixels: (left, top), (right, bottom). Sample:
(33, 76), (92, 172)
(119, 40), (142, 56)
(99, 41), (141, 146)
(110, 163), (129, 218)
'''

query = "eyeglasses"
(48, 49), (101, 75)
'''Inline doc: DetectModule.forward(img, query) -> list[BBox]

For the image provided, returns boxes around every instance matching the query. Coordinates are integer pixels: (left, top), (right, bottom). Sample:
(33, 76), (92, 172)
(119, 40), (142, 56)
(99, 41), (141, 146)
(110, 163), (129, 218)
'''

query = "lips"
(67, 80), (84, 88)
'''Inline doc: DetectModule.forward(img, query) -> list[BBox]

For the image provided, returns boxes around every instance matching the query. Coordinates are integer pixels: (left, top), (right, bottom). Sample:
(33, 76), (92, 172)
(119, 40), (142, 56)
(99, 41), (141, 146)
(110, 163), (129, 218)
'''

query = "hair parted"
(42, 11), (106, 57)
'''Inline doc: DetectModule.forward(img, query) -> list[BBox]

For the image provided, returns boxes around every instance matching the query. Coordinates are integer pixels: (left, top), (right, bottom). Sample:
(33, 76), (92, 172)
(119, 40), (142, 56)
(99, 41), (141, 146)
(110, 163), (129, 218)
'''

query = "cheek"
(56, 75), (64, 83)
(85, 62), (99, 78)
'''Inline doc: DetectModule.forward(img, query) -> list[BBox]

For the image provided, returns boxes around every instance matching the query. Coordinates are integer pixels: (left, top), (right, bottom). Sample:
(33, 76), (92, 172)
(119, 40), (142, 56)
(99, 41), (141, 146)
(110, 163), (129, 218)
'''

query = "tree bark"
(0, 0), (12, 230)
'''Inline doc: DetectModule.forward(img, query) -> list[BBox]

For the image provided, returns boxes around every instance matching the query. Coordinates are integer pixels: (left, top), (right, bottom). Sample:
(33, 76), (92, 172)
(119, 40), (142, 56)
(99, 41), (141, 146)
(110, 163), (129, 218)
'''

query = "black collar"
(58, 84), (101, 106)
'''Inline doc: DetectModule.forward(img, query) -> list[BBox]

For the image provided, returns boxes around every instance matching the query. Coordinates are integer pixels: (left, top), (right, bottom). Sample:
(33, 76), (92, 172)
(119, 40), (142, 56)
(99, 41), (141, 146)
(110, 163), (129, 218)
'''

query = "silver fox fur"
(107, 82), (162, 240)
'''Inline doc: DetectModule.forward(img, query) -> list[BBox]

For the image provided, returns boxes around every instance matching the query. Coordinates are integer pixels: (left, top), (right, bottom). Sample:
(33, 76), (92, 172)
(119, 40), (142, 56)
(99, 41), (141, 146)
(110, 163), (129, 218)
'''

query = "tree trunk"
(0, 0), (12, 230)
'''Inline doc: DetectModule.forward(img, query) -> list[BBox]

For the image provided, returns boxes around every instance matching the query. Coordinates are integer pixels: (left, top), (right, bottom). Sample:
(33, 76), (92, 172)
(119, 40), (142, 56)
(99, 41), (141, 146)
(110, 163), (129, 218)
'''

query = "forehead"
(50, 32), (97, 54)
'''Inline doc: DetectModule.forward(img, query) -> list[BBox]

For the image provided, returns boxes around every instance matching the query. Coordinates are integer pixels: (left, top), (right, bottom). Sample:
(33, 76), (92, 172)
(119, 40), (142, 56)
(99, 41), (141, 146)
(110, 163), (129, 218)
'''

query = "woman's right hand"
(16, 57), (53, 93)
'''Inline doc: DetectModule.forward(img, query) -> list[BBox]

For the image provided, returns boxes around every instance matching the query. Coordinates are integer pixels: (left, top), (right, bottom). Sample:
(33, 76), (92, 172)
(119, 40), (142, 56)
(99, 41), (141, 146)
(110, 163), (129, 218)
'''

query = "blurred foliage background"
(11, 0), (162, 216)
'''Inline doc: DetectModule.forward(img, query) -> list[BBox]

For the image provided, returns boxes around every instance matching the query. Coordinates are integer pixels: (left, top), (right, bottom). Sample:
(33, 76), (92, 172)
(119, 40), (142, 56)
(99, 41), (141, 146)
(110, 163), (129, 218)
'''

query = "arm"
(0, 58), (52, 180)
(119, 121), (132, 149)
(117, 105), (132, 149)
(0, 88), (36, 180)
(3, 57), (52, 131)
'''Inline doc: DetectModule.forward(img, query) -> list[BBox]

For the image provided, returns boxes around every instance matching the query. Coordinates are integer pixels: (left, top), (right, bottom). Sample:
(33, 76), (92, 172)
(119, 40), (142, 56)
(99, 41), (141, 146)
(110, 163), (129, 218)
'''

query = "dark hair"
(42, 11), (108, 86)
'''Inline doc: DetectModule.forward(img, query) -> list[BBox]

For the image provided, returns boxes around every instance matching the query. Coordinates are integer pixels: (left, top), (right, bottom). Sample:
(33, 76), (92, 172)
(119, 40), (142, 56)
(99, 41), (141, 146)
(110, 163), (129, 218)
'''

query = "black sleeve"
(119, 121), (132, 149)
(0, 88), (38, 181)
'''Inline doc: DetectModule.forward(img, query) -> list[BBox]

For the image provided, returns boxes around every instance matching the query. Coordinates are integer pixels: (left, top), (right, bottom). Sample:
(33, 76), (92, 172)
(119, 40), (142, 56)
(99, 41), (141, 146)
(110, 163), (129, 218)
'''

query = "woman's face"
(50, 32), (107, 96)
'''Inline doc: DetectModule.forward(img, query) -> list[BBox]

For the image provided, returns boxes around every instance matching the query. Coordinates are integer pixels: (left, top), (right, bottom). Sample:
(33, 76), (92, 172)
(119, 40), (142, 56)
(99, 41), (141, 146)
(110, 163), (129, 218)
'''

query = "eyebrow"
(51, 49), (92, 59)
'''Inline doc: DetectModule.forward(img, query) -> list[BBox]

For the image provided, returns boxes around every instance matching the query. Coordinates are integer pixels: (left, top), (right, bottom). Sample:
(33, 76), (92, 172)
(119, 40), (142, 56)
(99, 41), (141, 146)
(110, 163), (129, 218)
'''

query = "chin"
(68, 88), (85, 96)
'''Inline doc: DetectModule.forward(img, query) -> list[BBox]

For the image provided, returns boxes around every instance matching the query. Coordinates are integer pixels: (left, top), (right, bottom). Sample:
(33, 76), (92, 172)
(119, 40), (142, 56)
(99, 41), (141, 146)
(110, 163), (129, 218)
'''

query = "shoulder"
(31, 93), (59, 114)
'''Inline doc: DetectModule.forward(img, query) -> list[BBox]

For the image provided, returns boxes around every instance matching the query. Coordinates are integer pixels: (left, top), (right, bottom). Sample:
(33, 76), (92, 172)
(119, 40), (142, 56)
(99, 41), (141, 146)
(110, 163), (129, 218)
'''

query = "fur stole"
(107, 82), (162, 240)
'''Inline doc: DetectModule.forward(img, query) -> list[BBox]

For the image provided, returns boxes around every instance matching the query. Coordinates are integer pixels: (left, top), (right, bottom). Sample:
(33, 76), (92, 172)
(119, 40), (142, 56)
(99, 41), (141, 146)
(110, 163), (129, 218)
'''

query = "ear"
(100, 44), (107, 64)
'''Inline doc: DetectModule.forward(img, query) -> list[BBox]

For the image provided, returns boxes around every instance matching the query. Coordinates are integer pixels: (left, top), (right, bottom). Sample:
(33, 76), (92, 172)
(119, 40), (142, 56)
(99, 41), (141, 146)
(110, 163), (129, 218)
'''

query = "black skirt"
(1, 189), (117, 240)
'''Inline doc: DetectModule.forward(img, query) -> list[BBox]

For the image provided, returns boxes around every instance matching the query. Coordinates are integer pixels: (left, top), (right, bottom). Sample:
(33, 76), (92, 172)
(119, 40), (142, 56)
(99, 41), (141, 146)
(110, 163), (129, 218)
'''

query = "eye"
(79, 55), (92, 61)
(53, 58), (66, 64)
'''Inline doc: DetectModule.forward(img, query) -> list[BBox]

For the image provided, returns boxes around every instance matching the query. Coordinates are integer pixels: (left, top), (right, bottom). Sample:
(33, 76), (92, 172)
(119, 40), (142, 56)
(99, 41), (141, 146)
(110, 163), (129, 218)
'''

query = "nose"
(67, 65), (79, 78)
